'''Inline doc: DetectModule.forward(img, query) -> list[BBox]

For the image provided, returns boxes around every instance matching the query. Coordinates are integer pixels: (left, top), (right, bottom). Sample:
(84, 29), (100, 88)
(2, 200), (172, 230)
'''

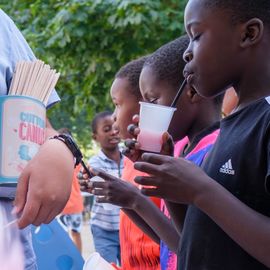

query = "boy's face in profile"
(184, 0), (241, 98)
(110, 77), (141, 140)
(93, 115), (120, 150)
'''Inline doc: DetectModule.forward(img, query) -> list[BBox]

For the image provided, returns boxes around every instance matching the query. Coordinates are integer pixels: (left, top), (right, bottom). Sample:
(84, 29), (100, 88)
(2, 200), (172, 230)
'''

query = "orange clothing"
(120, 157), (160, 270)
(62, 165), (84, 214)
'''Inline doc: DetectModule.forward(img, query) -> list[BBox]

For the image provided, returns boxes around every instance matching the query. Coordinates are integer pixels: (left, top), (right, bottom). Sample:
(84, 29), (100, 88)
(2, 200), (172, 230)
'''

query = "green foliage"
(0, 0), (187, 153)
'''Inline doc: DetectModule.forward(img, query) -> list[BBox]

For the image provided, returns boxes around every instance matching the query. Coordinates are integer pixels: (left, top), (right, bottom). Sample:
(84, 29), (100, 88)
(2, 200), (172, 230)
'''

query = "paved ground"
(81, 221), (95, 260)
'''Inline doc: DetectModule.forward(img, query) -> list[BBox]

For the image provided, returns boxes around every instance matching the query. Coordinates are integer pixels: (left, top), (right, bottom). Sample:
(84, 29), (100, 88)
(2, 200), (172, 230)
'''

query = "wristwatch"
(49, 134), (83, 167)
(49, 134), (94, 178)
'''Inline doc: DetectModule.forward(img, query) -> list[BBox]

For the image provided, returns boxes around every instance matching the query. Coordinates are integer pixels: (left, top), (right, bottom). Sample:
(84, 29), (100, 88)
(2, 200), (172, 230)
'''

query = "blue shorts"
(1, 199), (37, 270)
(61, 213), (82, 233)
(91, 224), (120, 265)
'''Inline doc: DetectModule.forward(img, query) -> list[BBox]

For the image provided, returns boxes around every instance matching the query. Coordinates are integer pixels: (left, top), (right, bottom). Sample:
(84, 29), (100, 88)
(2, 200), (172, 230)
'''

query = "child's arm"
(91, 169), (180, 252)
(121, 209), (160, 244)
(163, 201), (187, 234)
(14, 118), (74, 229)
(134, 153), (270, 267)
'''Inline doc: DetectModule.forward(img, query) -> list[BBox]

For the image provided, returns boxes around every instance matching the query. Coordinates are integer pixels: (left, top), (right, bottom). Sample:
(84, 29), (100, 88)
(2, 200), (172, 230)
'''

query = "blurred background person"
(58, 128), (84, 253)
(87, 111), (123, 265)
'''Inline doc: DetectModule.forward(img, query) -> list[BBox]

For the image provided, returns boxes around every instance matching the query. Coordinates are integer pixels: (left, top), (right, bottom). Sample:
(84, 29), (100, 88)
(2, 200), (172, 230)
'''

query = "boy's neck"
(235, 48), (270, 110)
(236, 82), (270, 111)
(101, 147), (121, 164)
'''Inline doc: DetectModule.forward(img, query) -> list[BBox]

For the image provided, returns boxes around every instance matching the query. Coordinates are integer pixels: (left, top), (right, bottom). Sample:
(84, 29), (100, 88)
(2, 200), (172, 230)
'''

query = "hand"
(134, 153), (212, 204)
(77, 165), (93, 192)
(123, 114), (174, 161)
(122, 114), (142, 162)
(14, 139), (74, 229)
(91, 168), (143, 209)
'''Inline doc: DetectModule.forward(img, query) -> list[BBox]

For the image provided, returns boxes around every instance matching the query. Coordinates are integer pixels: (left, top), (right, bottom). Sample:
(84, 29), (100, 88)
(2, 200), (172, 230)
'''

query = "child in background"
(91, 36), (223, 270)
(133, 0), (270, 269)
(88, 111), (123, 265)
(0, 9), (74, 270)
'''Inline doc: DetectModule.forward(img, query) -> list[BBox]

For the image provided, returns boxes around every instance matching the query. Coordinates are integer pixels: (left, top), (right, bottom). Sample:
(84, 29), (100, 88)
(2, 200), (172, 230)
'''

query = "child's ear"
(240, 18), (264, 48)
(92, 133), (97, 141)
(186, 86), (202, 104)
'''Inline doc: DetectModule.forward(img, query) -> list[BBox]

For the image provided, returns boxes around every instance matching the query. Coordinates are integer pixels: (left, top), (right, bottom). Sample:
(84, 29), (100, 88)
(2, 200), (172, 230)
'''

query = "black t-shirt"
(178, 97), (270, 270)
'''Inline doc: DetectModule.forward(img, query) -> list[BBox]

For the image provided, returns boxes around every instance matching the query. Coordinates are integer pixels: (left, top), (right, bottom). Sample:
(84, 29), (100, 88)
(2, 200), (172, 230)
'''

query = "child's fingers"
(132, 114), (140, 123)
(92, 168), (118, 182)
(161, 132), (174, 156)
(127, 124), (140, 137)
(77, 171), (88, 180)
(92, 188), (107, 196)
(141, 152), (170, 165)
(122, 147), (130, 155)
(79, 180), (93, 193)
(134, 176), (159, 187)
(14, 170), (30, 214)
(92, 181), (108, 189)
(77, 164), (92, 180)
(122, 148), (141, 162)
(141, 187), (160, 197)
(124, 138), (140, 150)
(134, 161), (161, 175)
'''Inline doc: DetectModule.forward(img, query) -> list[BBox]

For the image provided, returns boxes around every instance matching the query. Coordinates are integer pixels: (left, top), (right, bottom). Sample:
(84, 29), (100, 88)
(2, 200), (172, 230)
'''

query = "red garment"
(62, 165), (84, 214)
(120, 157), (160, 270)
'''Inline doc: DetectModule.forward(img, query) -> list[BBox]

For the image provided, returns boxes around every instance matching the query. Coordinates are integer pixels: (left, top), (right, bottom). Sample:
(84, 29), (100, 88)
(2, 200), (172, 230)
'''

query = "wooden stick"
(43, 72), (60, 105)
(10, 62), (23, 95)
(40, 70), (55, 102)
(31, 60), (44, 97)
(8, 59), (60, 105)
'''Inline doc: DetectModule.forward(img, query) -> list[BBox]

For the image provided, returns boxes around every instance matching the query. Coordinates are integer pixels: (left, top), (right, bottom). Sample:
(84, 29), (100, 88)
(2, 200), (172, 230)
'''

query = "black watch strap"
(49, 134), (94, 178)
(49, 134), (83, 167)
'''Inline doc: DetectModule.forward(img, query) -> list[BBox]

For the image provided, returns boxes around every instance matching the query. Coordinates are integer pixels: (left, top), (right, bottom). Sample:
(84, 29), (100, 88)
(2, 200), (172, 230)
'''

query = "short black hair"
(115, 56), (148, 98)
(91, 111), (112, 133)
(144, 35), (189, 90)
(203, 0), (270, 26)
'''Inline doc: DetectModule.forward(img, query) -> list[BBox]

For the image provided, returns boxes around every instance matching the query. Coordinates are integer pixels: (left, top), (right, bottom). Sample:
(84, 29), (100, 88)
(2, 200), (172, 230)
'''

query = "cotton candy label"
(0, 96), (46, 183)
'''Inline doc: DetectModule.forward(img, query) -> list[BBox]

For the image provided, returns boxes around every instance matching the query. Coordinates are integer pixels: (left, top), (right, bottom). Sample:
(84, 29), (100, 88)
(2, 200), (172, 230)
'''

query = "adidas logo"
(219, 159), (235, 175)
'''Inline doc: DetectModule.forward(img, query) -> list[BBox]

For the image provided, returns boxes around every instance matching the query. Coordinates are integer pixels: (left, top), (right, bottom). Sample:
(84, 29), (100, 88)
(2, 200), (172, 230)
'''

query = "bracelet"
(49, 134), (83, 167)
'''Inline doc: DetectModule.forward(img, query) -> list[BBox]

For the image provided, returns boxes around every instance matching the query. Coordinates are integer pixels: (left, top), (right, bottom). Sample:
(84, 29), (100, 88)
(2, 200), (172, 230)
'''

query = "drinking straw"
(170, 78), (187, 108)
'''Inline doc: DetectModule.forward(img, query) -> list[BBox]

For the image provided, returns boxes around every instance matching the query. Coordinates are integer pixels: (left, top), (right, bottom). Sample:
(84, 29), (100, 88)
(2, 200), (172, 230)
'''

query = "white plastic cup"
(137, 102), (176, 152)
(83, 252), (115, 270)
(90, 176), (120, 211)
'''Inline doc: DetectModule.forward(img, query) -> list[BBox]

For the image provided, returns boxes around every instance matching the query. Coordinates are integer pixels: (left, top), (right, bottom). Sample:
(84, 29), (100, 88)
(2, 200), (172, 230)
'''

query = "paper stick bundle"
(9, 60), (60, 105)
